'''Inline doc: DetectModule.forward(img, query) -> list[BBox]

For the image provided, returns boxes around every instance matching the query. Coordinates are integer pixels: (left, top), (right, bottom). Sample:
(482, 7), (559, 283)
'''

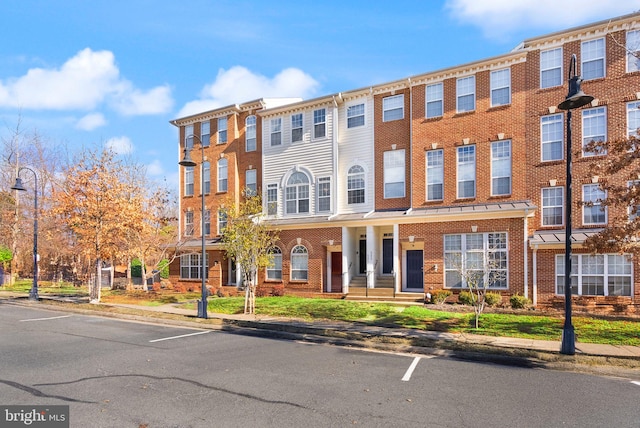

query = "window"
(318, 177), (331, 212)
(246, 169), (257, 196)
(456, 75), (475, 113)
(203, 209), (211, 236)
(313, 108), (326, 138)
(490, 68), (511, 107)
(541, 114), (564, 161)
(218, 208), (227, 234)
(383, 94), (404, 121)
(542, 187), (564, 226)
(556, 254), (632, 296)
(627, 30), (640, 73)
(267, 183), (278, 215)
(426, 149), (443, 201)
(218, 158), (228, 192)
(180, 253), (208, 280)
(184, 211), (194, 236)
(291, 245), (308, 280)
(285, 172), (310, 214)
(185, 124), (194, 149)
(444, 232), (508, 289)
(218, 117), (228, 144)
(426, 83), (443, 118)
(266, 247), (282, 280)
(540, 47), (562, 88)
(203, 161), (210, 194)
(491, 140), (511, 196)
(627, 101), (640, 137)
(457, 145), (476, 198)
(384, 150), (405, 198)
(270, 118), (282, 146)
(628, 181), (640, 222)
(347, 165), (366, 204)
(347, 103), (365, 128)
(583, 184), (606, 225)
(582, 107), (606, 156)
(291, 113), (303, 142)
(184, 166), (194, 196)
(201, 121), (210, 147)
(581, 38), (605, 80)
(246, 115), (257, 151)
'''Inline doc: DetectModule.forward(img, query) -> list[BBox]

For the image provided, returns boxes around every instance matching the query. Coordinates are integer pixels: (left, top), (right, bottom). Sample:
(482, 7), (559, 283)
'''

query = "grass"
(1, 280), (88, 295)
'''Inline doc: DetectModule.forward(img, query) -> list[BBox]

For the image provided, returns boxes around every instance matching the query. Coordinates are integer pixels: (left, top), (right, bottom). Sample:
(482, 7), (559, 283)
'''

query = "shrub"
(131, 258), (143, 278)
(255, 287), (270, 297)
(431, 289), (451, 304)
(458, 291), (474, 305)
(271, 285), (285, 296)
(510, 294), (531, 309)
(484, 292), (503, 307)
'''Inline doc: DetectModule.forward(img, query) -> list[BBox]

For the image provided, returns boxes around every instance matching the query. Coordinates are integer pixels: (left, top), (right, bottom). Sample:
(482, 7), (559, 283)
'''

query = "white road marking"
(632, 381), (640, 387)
(19, 315), (72, 322)
(149, 331), (211, 342)
(402, 356), (422, 381)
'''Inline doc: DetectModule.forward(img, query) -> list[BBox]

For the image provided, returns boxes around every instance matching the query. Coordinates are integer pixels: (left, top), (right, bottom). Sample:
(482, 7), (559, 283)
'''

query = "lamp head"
(11, 177), (26, 192)
(178, 148), (197, 167)
(558, 76), (594, 110)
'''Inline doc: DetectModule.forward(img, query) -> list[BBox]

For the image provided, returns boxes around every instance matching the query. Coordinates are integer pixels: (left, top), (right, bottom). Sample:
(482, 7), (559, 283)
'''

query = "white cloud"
(146, 159), (164, 176)
(445, 0), (640, 38)
(105, 136), (134, 155)
(75, 112), (106, 131)
(178, 66), (319, 118)
(0, 48), (174, 116)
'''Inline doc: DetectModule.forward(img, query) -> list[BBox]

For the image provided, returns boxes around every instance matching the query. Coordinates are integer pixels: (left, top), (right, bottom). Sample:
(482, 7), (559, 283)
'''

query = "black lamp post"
(11, 167), (39, 301)
(557, 53), (594, 355)
(179, 134), (208, 318)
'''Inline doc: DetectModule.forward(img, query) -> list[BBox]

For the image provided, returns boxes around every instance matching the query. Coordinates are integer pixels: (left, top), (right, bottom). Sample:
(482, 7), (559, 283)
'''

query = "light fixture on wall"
(433, 264), (438, 272)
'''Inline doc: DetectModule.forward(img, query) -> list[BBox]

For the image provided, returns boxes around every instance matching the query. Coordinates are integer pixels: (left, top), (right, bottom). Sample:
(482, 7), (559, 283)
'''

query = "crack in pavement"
(0, 379), (95, 403)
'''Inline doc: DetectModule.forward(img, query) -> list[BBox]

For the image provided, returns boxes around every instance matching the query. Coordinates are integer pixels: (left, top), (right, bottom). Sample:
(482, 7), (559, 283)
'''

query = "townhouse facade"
(168, 12), (640, 314)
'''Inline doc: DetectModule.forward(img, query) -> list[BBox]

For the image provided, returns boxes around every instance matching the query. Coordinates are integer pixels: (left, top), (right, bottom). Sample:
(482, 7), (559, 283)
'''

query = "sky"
(1, 0), (640, 188)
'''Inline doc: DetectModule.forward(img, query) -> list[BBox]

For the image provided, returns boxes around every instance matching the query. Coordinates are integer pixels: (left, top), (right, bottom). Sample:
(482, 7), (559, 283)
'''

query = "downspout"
(532, 245), (538, 306)
(523, 209), (529, 302)
(408, 78), (413, 208)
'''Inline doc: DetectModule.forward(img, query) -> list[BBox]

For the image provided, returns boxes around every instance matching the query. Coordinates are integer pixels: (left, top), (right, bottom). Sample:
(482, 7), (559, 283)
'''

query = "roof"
(529, 229), (603, 248)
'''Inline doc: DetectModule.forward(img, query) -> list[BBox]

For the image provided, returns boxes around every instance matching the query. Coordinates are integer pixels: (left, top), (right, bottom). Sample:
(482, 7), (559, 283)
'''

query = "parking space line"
(402, 356), (421, 381)
(632, 381), (640, 387)
(149, 331), (211, 342)
(19, 315), (73, 322)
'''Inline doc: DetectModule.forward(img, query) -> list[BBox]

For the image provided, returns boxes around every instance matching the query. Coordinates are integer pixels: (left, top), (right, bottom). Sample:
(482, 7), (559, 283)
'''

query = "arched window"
(246, 115), (257, 152)
(286, 172), (309, 214)
(218, 158), (228, 192)
(291, 245), (308, 280)
(266, 247), (282, 280)
(347, 165), (365, 204)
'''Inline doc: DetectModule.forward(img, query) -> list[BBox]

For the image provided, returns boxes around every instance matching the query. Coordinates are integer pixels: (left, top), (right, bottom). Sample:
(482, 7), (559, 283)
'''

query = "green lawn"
(1, 280), (88, 295)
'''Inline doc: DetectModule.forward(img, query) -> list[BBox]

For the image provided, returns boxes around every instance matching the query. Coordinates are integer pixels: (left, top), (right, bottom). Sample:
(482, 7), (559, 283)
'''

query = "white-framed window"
(456, 75), (475, 113)
(204, 209), (211, 236)
(540, 47), (563, 89)
(266, 247), (282, 280)
(184, 211), (194, 236)
(180, 253), (208, 280)
(317, 177), (331, 212)
(291, 245), (308, 280)
(185, 124), (194, 149)
(491, 140), (511, 196)
(627, 101), (640, 137)
(542, 187), (564, 226)
(285, 172), (310, 214)
(583, 184), (606, 225)
(457, 145), (476, 199)
(217, 158), (228, 192)
(384, 149), (405, 198)
(581, 38), (605, 80)
(246, 169), (257, 196)
(383, 94), (404, 121)
(444, 232), (508, 289)
(267, 183), (278, 215)
(203, 161), (210, 194)
(541, 114), (564, 162)
(201, 121), (210, 147)
(426, 83), (443, 118)
(627, 30), (640, 73)
(490, 68), (511, 107)
(582, 107), (607, 156)
(556, 254), (632, 296)
(217, 117), (228, 144)
(347, 103), (365, 128)
(426, 149), (443, 201)
(246, 115), (257, 152)
(291, 113), (303, 142)
(347, 165), (366, 204)
(184, 166), (194, 196)
(313, 108), (326, 139)
(270, 118), (282, 146)
(218, 208), (227, 234)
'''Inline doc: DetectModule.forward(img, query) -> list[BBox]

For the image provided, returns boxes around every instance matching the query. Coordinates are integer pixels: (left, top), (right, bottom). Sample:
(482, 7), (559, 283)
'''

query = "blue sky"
(2, 0), (639, 187)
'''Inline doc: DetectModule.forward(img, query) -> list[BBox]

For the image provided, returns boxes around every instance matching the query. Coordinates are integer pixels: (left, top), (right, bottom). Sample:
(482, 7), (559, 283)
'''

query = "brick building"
(168, 13), (640, 313)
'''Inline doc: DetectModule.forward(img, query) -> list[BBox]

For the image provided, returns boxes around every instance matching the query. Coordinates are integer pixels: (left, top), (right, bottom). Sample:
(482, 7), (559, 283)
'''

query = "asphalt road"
(1, 302), (639, 428)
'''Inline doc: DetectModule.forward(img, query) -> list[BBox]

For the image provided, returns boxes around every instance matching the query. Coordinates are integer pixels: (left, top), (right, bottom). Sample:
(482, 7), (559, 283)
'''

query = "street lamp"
(11, 167), (39, 301)
(179, 134), (208, 318)
(557, 53), (594, 355)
